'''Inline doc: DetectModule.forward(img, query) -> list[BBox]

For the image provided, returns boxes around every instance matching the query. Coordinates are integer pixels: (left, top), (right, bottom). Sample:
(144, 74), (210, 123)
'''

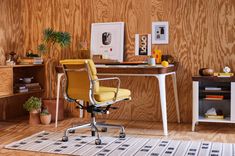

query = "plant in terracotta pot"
(37, 28), (71, 121)
(40, 107), (51, 125)
(23, 96), (41, 125)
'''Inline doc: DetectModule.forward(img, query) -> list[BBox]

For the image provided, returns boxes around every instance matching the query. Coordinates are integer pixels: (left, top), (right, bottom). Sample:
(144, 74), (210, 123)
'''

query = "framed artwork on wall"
(135, 34), (151, 56)
(90, 22), (124, 62)
(152, 21), (169, 44)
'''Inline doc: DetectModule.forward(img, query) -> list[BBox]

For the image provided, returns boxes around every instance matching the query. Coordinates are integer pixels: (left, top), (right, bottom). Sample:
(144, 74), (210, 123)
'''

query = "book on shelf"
(17, 88), (29, 93)
(205, 87), (221, 91)
(204, 95), (224, 100)
(14, 83), (41, 92)
(20, 57), (43, 65)
(214, 72), (234, 77)
(205, 115), (224, 119)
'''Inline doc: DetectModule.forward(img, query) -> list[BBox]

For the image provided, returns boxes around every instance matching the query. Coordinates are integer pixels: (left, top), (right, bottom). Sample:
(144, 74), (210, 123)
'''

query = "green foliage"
(40, 108), (50, 115)
(37, 44), (47, 54)
(23, 96), (42, 112)
(37, 28), (71, 55)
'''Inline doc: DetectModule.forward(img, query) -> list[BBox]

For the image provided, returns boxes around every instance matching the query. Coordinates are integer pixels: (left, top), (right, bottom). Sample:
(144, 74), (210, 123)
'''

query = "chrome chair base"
(62, 116), (125, 145)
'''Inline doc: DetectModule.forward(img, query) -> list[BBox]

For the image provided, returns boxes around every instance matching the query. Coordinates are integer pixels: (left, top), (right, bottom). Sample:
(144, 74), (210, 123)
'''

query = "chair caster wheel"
(69, 129), (75, 133)
(119, 132), (126, 138)
(62, 136), (68, 142)
(95, 138), (102, 145)
(101, 127), (107, 132)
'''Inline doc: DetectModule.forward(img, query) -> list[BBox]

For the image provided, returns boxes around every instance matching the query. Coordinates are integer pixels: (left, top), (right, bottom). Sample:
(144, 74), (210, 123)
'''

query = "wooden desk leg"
(55, 73), (64, 128)
(171, 72), (180, 123)
(156, 74), (168, 136)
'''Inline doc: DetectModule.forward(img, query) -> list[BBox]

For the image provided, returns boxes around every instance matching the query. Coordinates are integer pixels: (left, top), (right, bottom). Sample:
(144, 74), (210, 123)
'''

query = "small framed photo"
(90, 22), (124, 62)
(152, 21), (169, 44)
(135, 34), (151, 56)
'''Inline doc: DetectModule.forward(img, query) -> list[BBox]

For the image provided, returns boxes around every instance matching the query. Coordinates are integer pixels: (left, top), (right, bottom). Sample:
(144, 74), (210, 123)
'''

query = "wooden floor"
(1, 118), (235, 155)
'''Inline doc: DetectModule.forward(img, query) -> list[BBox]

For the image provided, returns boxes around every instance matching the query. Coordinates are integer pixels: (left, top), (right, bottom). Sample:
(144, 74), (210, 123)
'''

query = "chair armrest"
(92, 77), (120, 101)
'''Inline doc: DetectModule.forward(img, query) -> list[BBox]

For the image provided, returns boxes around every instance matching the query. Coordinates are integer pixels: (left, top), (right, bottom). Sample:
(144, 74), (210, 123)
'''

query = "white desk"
(55, 64), (180, 136)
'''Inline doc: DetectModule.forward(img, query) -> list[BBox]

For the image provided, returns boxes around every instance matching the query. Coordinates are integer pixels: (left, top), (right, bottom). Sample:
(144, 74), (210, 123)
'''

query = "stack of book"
(25, 83), (41, 91)
(205, 95), (224, 100)
(20, 57), (43, 64)
(15, 85), (28, 93)
(14, 83), (41, 93)
(205, 114), (224, 119)
(205, 87), (221, 91)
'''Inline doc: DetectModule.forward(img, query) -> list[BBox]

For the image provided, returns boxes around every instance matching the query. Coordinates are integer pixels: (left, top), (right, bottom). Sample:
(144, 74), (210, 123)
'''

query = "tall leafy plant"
(38, 28), (71, 99)
(38, 28), (71, 57)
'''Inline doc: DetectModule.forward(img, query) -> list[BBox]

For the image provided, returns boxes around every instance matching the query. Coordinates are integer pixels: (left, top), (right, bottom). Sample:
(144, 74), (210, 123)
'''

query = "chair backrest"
(60, 59), (99, 102)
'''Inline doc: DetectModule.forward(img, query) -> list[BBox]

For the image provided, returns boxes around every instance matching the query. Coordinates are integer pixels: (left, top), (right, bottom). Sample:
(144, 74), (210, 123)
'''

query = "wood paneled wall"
(0, 0), (234, 123)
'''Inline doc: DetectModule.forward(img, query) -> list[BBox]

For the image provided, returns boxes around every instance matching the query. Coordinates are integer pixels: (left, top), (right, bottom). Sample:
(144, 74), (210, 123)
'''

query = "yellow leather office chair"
(60, 59), (131, 145)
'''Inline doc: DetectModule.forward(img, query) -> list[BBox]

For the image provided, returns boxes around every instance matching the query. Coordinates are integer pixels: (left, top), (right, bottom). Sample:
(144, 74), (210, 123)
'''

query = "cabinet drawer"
(0, 67), (13, 96)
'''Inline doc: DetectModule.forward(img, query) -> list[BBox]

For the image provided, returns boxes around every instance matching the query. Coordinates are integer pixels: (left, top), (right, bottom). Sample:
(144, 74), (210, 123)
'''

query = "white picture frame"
(90, 22), (124, 62)
(152, 21), (169, 44)
(135, 34), (151, 56)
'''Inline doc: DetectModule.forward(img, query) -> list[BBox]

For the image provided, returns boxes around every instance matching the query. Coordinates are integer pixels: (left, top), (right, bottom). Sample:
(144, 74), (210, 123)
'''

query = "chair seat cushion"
(94, 86), (131, 102)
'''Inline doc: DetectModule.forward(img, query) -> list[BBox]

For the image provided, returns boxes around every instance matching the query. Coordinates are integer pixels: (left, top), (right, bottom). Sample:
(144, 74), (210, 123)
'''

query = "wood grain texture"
(0, 67), (13, 96)
(0, 0), (234, 123)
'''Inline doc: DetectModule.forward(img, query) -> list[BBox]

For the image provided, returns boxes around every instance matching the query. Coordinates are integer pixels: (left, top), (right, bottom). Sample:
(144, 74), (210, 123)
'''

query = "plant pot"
(29, 111), (40, 125)
(43, 98), (64, 122)
(40, 114), (51, 125)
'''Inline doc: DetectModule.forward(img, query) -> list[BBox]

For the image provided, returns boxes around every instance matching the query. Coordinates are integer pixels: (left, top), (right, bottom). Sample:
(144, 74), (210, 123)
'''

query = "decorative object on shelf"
(0, 47), (5, 65)
(40, 107), (51, 125)
(152, 49), (162, 63)
(91, 22), (124, 62)
(213, 66), (234, 77)
(135, 34), (151, 56)
(161, 61), (169, 67)
(77, 41), (90, 58)
(152, 21), (169, 44)
(199, 68), (214, 76)
(20, 77), (33, 84)
(26, 50), (40, 57)
(147, 55), (156, 66)
(223, 66), (231, 73)
(6, 51), (18, 65)
(23, 96), (42, 125)
(205, 107), (224, 119)
(161, 55), (175, 64)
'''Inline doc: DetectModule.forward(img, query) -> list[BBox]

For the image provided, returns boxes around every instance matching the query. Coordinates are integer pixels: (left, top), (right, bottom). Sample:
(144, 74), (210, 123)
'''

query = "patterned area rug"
(4, 131), (235, 156)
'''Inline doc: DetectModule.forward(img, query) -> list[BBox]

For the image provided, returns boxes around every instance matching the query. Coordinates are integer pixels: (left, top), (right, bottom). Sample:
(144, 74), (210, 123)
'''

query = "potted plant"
(23, 96), (41, 125)
(38, 28), (71, 121)
(40, 107), (51, 125)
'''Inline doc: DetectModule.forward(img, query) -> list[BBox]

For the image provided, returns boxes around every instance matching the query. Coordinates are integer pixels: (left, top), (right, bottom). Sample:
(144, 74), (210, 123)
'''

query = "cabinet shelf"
(198, 116), (235, 123)
(0, 65), (45, 120)
(0, 89), (44, 98)
(192, 76), (235, 131)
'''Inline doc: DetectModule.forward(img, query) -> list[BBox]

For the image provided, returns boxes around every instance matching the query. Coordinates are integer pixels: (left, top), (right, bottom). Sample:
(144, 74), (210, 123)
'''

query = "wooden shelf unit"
(192, 76), (235, 131)
(0, 64), (45, 120)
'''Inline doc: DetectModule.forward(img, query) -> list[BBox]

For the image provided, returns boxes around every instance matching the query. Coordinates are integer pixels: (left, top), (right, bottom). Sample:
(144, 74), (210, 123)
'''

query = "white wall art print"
(135, 34), (151, 56)
(152, 21), (169, 44)
(90, 22), (124, 62)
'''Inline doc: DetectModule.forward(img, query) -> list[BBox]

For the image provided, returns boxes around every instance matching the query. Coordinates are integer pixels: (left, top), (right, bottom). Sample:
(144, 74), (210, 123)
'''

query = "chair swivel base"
(61, 120), (126, 145)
